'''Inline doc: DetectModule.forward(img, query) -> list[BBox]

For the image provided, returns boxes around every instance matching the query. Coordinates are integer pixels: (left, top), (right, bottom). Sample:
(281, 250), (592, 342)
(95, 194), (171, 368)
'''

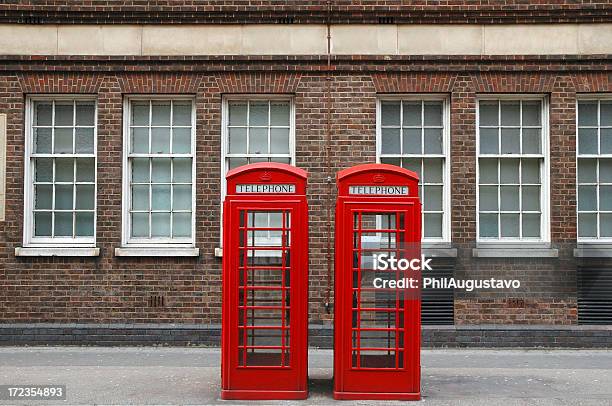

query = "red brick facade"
(0, 62), (609, 325)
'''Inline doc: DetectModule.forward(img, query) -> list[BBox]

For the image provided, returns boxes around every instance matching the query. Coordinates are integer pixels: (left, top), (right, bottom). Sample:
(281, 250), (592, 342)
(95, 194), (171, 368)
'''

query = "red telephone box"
(334, 163), (421, 401)
(221, 162), (309, 400)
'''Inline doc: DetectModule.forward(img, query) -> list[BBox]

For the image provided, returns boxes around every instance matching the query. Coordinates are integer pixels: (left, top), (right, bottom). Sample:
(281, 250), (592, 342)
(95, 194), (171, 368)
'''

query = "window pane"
(522, 159), (541, 184)
(479, 186), (498, 211)
(173, 213), (191, 237)
(479, 159), (498, 184)
(55, 158), (74, 182)
(423, 158), (443, 183)
(35, 185), (52, 209)
(601, 128), (612, 154)
(34, 212), (52, 236)
(578, 185), (597, 211)
(600, 159), (612, 183)
(132, 102), (149, 126)
(381, 157), (400, 166)
(402, 102), (420, 126)
(501, 128), (520, 154)
(500, 159), (519, 183)
(424, 213), (442, 239)
(34, 128), (52, 153)
(578, 213), (597, 238)
(132, 158), (150, 182)
(132, 185), (149, 210)
(131, 128), (149, 153)
(600, 185), (612, 210)
(500, 214), (519, 237)
(55, 103), (74, 126)
(402, 158), (421, 178)
(601, 214), (612, 237)
(424, 186), (443, 211)
(75, 185), (95, 210)
(75, 212), (94, 237)
(54, 212), (73, 236)
(479, 102), (498, 126)
(479, 213), (498, 238)
(249, 128), (268, 154)
(479, 128), (498, 154)
(151, 102), (171, 126)
(173, 185), (191, 210)
(228, 157), (247, 170)
(35, 158), (53, 182)
(381, 102), (400, 126)
(501, 102), (520, 126)
(522, 186), (540, 211)
(132, 213), (149, 237)
(76, 103), (95, 126)
(601, 102), (612, 126)
(381, 128), (401, 154)
(229, 127), (247, 154)
(402, 128), (421, 154)
(577, 159), (597, 183)
(270, 128), (290, 154)
(173, 158), (192, 182)
(173, 102), (192, 126)
(522, 128), (541, 154)
(34, 102), (52, 126)
(151, 158), (171, 182)
(424, 128), (443, 154)
(270, 103), (290, 126)
(522, 101), (541, 126)
(151, 213), (171, 237)
(578, 128), (598, 154)
(151, 127), (170, 153)
(229, 103), (247, 126)
(522, 213), (540, 238)
(500, 186), (519, 211)
(151, 185), (171, 210)
(55, 184), (73, 210)
(76, 158), (95, 182)
(54, 128), (73, 153)
(75, 128), (94, 153)
(424, 102), (442, 126)
(578, 102), (598, 126)
(172, 128), (191, 154)
(250, 102), (269, 126)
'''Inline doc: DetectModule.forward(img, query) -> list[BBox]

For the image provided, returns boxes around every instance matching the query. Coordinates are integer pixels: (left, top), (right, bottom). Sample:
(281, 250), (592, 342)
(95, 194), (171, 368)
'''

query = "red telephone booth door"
(334, 164), (421, 401)
(222, 163), (308, 400)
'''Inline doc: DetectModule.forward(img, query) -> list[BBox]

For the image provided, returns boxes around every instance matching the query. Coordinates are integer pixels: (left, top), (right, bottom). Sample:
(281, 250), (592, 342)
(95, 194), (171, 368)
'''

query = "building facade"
(0, 1), (611, 346)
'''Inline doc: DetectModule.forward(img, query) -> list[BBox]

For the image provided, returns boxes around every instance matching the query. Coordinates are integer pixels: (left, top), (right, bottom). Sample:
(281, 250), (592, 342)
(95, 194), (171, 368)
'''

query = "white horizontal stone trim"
(472, 247), (559, 258)
(114, 247), (200, 257)
(574, 244), (612, 258)
(15, 247), (100, 257)
(0, 23), (611, 56)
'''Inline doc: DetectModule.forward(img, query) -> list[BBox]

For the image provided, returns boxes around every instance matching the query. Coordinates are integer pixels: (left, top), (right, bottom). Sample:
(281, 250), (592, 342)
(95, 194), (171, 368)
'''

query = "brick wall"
(0, 56), (611, 325)
(0, 1), (610, 24)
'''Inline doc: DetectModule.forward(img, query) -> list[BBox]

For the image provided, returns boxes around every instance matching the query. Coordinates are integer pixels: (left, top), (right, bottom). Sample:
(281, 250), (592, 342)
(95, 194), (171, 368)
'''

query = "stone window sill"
(114, 247), (200, 257)
(422, 243), (457, 258)
(574, 244), (612, 258)
(15, 247), (100, 257)
(472, 244), (558, 258)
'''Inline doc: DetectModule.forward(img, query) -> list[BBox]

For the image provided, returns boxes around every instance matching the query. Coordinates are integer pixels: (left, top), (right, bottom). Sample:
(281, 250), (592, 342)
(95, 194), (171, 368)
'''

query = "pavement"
(0, 347), (611, 405)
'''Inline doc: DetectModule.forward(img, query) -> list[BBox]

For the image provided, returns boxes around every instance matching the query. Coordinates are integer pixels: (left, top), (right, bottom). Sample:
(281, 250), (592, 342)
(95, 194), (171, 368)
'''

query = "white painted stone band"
(0, 23), (611, 56)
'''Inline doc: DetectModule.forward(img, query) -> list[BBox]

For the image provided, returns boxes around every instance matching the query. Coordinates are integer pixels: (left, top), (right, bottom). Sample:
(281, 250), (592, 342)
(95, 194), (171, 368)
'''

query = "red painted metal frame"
(334, 164), (422, 401)
(222, 163), (308, 400)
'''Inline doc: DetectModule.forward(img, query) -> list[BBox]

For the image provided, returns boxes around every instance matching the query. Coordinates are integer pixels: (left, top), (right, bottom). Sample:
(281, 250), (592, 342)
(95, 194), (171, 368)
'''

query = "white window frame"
(576, 95), (612, 243)
(476, 94), (550, 243)
(121, 95), (196, 248)
(23, 95), (98, 248)
(219, 95), (296, 247)
(376, 94), (451, 243)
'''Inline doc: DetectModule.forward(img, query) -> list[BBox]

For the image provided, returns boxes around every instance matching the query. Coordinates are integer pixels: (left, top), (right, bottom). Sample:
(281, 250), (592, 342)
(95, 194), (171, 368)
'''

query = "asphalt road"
(0, 347), (611, 405)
